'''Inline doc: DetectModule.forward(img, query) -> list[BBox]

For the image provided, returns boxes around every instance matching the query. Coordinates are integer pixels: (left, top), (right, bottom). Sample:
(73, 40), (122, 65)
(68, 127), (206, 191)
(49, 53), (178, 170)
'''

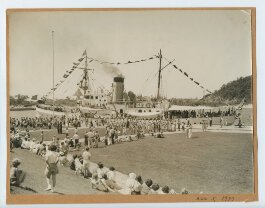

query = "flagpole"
(52, 31), (55, 119)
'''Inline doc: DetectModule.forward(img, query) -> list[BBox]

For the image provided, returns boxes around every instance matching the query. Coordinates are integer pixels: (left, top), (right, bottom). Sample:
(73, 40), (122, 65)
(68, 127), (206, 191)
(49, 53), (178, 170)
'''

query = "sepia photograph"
(6, 8), (257, 203)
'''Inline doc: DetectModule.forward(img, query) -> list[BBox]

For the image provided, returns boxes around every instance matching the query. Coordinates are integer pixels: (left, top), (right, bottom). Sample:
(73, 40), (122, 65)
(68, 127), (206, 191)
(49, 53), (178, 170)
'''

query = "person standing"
(65, 127), (69, 137)
(177, 118), (181, 131)
(84, 131), (89, 147)
(73, 133), (80, 149)
(40, 131), (44, 143)
(82, 147), (91, 178)
(220, 117), (224, 128)
(44, 145), (59, 193)
(87, 129), (94, 148)
(209, 117), (213, 127)
(186, 123), (192, 139)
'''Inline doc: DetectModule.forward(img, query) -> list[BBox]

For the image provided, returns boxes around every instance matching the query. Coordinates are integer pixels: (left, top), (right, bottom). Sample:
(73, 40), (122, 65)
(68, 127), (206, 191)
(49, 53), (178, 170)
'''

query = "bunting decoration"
(84, 54), (158, 66)
(43, 50), (159, 98)
(170, 63), (212, 94)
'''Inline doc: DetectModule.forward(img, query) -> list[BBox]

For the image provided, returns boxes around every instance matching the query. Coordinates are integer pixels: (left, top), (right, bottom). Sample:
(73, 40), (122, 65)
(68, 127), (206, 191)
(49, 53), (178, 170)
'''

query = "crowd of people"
(169, 108), (236, 119)
(10, 130), (191, 195)
(9, 107), (243, 193)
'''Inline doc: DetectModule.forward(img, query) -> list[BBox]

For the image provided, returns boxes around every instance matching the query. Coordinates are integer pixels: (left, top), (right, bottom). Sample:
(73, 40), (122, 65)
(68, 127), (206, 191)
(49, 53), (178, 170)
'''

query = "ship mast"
(157, 49), (162, 100)
(80, 51), (93, 96)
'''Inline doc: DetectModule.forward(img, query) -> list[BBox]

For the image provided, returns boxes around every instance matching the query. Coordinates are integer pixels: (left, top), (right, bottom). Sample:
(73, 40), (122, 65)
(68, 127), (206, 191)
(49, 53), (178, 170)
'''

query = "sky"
(8, 9), (252, 99)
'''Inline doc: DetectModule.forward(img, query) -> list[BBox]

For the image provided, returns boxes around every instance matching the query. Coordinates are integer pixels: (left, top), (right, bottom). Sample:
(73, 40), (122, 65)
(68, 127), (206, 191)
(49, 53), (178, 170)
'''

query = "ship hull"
(36, 106), (66, 117)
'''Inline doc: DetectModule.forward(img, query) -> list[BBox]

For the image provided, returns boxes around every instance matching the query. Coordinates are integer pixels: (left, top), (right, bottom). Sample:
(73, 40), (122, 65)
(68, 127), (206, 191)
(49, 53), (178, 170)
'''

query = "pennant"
(69, 71), (73, 74)
(82, 50), (87, 56)
(89, 60), (93, 63)
(63, 74), (69, 78)
(149, 57), (154, 60)
(71, 68), (75, 71)
(78, 57), (84, 62)
(179, 69), (183, 73)
(60, 81), (64, 83)
(73, 62), (78, 65)
(173, 65), (178, 69)
(135, 61), (140, 63)
(128, 61), (132, 63)
(190, 78), (194, 81)
(200, 86), (204, 89)
(116, 62), (121, 65)
(141, 59), (146, 62)
(194, 81), (200, 85)
(184, 72), (188, 77)
(73, 66), (77, 69)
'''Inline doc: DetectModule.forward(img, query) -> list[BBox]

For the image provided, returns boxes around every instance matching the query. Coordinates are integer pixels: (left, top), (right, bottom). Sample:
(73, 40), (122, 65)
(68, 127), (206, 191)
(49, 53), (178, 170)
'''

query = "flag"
(190, 78), (193, 81)
(63, 74), (69, 78)
(194, 81), (199, 85)
(116, 62), (121, 65)
(82, 50), (87, 56)
(78, 57), (84, 62)
(73, 62), (78, 65)
(179, 69), (182, 73)
(184, 72), (188, 77)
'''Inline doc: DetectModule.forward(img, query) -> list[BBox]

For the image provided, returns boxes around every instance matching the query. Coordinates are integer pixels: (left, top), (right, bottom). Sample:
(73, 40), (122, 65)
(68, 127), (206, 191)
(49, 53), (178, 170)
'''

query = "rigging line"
(140, 67), (160, 90)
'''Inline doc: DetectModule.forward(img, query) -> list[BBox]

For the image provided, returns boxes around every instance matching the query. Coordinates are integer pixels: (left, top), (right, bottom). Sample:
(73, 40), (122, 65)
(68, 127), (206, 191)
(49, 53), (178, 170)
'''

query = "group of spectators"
(10, 130), (190, 195)
(169, 108), (236, 119)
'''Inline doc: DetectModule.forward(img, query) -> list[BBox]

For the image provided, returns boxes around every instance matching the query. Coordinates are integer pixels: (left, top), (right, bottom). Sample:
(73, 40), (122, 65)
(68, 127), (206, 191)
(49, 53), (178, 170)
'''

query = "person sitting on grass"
(122, 173), (142, 195)
(90, 173), (115, 193)
(96, 162), (108, 179)
(105, 166), (121, 190)
(149, 183), (160, 194)
(141, 179), (153, 195)
(169, 188), (177, 194)
(10, 158), (25, 186)
(181, 188), (190, 194)
(73, 154), (83, 175)
(161, 185), (170, 194)
(21, 137), (30, 150)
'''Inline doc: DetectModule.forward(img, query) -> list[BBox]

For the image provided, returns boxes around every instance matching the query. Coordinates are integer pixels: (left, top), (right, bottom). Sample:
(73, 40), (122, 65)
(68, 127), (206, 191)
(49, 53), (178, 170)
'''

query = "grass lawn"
(11, 131), (254, 194)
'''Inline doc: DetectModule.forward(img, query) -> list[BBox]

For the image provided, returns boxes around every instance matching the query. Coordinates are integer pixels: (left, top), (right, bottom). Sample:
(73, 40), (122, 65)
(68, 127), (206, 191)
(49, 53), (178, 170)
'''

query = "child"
(10, 158), (25, 186)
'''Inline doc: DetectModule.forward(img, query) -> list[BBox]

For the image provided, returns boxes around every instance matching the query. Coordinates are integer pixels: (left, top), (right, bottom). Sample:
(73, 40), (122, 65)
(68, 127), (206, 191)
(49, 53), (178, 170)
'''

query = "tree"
(128, 91), (136, 102)
(10, 94), (29, 106)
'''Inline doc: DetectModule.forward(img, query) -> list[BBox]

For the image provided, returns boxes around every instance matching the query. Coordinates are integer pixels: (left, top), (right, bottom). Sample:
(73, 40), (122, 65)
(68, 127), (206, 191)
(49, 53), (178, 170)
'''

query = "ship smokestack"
(112, 75), (124, 103)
